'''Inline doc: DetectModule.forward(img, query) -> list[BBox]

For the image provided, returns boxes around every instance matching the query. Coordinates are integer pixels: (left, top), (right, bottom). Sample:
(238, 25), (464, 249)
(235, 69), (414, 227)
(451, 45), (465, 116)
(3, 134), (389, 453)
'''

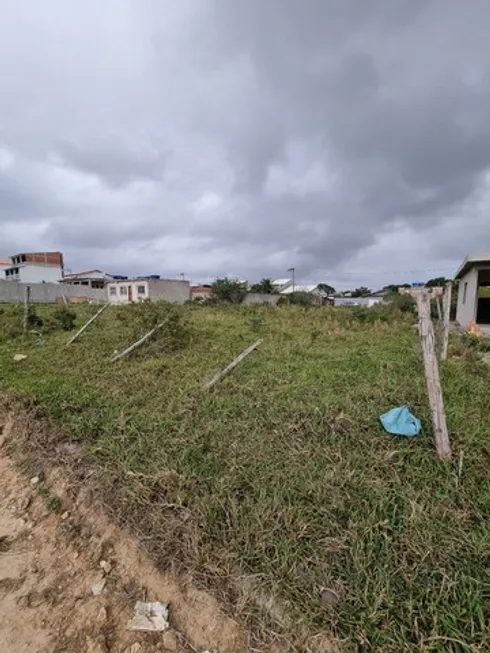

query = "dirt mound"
(0, 415), (245, 653)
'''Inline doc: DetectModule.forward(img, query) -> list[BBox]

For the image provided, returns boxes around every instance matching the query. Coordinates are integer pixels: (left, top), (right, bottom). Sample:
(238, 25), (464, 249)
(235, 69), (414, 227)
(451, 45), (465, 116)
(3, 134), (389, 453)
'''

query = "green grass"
(1, 302), (490, 651)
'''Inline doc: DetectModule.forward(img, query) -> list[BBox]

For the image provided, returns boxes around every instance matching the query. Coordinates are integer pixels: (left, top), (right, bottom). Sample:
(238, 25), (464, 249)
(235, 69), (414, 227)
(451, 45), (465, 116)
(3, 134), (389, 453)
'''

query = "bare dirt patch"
(0, 415), (245, 653)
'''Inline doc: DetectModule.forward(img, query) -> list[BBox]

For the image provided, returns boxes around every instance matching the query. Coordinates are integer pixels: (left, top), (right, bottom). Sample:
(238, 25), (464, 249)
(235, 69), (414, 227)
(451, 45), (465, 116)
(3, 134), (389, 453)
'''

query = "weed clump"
(51, 307), (77, 331)
(0, 304), (78, 341)
(461, 330), (490, 352)
(114, 300), (191, 354)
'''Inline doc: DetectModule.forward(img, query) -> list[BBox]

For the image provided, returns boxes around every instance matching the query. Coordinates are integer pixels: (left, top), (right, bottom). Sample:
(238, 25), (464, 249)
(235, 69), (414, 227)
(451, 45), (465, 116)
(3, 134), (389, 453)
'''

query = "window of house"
(463, 282), (468, 304)
(109, 286), (117, 296)
(137, 285), (146, 295)
(119, 285), (127, 295)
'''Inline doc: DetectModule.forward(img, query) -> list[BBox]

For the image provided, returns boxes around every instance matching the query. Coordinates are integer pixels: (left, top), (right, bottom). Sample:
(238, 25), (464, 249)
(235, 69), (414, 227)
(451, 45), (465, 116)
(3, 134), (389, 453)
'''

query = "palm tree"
(250, 278), (275, 294)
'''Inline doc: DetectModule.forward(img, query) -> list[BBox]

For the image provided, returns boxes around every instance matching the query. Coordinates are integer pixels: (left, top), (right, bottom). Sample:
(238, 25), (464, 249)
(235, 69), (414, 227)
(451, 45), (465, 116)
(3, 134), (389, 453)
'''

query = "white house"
(272, 277), (293, 292)
(61, 269), (114, 290)
(107, 278), (191, 304)
(455, 253), (490, 330)
(3, 252), (64, 283)
(280, 284), (328, 298)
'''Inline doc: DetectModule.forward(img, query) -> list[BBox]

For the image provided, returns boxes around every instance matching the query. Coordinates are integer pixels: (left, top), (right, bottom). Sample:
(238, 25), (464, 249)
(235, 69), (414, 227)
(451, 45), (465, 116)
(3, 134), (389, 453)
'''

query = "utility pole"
(288, 267), (296, 292)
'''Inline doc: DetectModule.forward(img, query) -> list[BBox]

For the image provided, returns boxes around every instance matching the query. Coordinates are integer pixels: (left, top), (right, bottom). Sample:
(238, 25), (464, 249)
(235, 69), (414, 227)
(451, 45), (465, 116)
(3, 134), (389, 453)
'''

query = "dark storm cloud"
(1, 0), (490, 283)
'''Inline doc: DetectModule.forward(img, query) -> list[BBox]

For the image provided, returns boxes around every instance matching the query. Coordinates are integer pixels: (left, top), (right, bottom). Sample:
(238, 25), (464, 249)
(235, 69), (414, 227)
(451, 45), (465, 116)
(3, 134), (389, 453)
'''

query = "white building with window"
(455, 253), (490, 331)
(3, 251), (64, 283)
(106, 278), (191, 304)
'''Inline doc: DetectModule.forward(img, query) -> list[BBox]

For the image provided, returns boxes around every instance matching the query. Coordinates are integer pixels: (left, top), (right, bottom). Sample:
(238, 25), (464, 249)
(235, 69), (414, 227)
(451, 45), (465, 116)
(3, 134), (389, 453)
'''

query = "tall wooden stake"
(111, 321), (166, 362)
(441, 282), (452, 362)
(414, 290), (452, 461)
(23, 286), (31, 335)
(66, 303), (109, 345)
(203, 339), (263, 390)
(436, 297), (442, 323)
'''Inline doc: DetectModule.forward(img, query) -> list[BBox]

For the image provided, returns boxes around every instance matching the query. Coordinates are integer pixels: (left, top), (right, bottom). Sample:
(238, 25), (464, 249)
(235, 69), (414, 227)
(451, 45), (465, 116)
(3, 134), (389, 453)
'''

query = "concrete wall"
(148, 279), (190, 303)
(334, 297), (383, 307)
(0, 281), (106, 303)
(456, 267), (479, 327)
(106, 279), (190, 304)
(242, 292), (281, 305)
(4, 264), (62, 283)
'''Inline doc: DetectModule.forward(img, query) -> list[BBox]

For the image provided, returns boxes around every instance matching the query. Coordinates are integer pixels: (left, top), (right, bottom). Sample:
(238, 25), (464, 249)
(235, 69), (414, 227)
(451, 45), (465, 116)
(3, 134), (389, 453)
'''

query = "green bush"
(389, 292), (417, 314)
(52, 308), (77, 331)
(27, 306), (44, 329)
(114, 300), (191, 353)
(461, 331), (490, 352)
(211, 278), (248, 304)
(279, 291), (317, 306)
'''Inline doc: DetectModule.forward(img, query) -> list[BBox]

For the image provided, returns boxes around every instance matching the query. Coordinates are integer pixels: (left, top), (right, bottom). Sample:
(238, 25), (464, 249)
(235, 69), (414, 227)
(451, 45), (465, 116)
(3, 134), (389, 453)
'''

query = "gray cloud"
(1, 0), (490, 287)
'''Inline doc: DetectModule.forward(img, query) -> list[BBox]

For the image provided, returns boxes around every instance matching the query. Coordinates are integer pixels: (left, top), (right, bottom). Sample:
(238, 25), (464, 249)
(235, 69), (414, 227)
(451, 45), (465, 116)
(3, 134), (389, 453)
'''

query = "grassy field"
(0, 301), (490, 651)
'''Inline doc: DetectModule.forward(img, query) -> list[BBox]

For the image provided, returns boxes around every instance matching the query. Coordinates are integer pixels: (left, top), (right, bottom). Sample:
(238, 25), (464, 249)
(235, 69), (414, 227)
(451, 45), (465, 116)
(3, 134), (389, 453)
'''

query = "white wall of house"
(107, 279), (190, 304)
(3, 264), (62, 283)
(107, 280), (149, 304)
(456, 267), (479, 327)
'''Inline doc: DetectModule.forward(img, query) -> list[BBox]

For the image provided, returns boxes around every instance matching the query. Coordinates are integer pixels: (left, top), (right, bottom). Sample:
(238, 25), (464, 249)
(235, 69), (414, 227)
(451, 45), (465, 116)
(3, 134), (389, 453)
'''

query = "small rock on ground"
(124, 644), (141, 653)
(85, 635), (108, 653)
(91, 579), (106, 596)
(161, 630), (178, 651)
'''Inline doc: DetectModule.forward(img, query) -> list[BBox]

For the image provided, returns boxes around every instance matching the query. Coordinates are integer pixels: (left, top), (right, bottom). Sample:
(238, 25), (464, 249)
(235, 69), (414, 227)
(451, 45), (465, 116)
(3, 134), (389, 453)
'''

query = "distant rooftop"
(280, 284), (323, 294)
(272, 277), (292, 286)
(455, 253), (490, 279)
(63, 269), (113, 280)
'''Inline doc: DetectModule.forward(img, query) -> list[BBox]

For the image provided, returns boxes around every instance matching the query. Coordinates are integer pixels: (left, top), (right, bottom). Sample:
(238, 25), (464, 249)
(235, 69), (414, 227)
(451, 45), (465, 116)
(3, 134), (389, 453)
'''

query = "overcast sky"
(1, 1), (489, 289)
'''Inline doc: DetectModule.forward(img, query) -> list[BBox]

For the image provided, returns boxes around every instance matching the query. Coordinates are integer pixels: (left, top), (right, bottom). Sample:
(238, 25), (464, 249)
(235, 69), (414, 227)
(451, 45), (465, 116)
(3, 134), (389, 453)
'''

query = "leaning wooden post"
(66, 303), (109, 345)
(441, 282), (452, 362)
(414, 289), (452, 461)
(111, 321), (166, 362)
(436, 297), (442, 323)
(23, 285), (31, 335)
(203, 339), (263, 390)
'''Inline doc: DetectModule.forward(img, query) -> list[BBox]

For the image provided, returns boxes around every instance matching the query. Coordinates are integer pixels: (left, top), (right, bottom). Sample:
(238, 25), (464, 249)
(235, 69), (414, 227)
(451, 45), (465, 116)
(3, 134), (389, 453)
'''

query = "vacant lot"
(1, 302), (489, 651)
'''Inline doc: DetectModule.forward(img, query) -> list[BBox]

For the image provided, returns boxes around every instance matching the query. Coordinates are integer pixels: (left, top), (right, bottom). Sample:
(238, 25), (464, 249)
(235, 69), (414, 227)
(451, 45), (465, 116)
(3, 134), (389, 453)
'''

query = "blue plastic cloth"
(379, 406), (421, 437)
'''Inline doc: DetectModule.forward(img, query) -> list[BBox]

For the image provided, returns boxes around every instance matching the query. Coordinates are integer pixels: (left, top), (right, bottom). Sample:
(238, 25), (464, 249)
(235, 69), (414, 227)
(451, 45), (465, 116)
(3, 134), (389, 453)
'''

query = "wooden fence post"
(441, 282), (452, 362)
(23, 286), (31, 335)
(66, 303), (109, 345)
(436, 297), (442, 323)
(110, 321), (166, 362)
(203, 339), (263, 390)
(414, 289), (452, 461)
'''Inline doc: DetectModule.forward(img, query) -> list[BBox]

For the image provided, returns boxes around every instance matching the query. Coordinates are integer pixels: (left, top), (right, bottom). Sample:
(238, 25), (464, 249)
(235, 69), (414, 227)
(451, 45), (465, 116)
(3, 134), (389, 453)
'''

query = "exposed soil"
(0, 415), (245, 653)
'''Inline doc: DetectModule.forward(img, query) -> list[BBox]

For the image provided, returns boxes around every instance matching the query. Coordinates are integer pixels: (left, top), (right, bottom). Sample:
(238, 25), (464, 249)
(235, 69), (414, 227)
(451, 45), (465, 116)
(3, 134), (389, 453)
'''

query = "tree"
(352, 286), (371, 297)
(426, 277), (452, 288)
(383, 283), (411, 293)
(250, 278), (275, 294)
(211, 277), (248, 304)
(317, 283), (336, 294)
